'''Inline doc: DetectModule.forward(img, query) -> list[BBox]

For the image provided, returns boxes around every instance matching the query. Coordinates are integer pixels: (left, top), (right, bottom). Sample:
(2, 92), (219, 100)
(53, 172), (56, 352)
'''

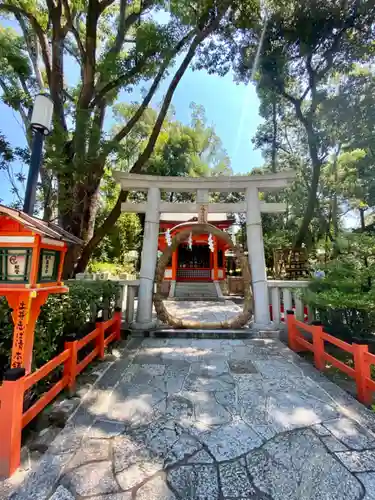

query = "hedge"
(0, 281), (120, 378)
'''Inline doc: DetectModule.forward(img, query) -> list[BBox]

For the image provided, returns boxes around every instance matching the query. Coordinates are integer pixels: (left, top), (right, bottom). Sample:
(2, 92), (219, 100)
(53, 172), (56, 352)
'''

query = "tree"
(89, 101), (233, 268)
(0, 0), (254, 275)
(232, 0), (375, 247)
(0, 132), (29, 206)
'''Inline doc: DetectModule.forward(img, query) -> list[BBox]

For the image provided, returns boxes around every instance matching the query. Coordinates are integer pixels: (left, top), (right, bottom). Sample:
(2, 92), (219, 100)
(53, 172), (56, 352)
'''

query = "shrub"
(87, 261), (136, 277)
(304, 234), (375, 341)
(0, 280), (119, 376)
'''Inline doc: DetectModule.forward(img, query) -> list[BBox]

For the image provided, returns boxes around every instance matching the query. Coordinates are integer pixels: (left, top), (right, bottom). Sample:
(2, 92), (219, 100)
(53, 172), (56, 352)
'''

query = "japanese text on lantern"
(7, 252), (27, 280)
(11, 301), (27, 368)
(41, 253), (55, 279)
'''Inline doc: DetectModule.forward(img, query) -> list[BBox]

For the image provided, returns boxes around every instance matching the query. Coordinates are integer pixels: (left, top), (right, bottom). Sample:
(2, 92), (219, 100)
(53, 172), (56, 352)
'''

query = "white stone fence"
(267, 280), (312, 324)
(72, 274), (139, 325)
(70, 275), (312, 327)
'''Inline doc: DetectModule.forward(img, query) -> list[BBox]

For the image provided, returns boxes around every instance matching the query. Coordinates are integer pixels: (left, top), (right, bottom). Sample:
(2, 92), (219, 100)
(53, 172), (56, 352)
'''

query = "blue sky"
(0, 33), (264, 204)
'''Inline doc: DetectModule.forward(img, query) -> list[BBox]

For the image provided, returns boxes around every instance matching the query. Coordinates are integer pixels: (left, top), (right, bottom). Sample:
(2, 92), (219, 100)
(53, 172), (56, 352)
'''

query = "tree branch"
(62, 0), (85, 60)
(99, 30), (195, 161)
(0, 3), (52, 85)
(74, 2), (231, 273)
(99, 0), (116, 13)
(131, 23), (223, 174)
(92, 56), (154, 106)
(78, 0), (100, 109)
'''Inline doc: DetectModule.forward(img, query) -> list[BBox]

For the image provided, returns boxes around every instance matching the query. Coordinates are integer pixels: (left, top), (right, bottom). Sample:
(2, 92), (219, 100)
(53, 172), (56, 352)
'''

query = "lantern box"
(0, 205), (82, 290)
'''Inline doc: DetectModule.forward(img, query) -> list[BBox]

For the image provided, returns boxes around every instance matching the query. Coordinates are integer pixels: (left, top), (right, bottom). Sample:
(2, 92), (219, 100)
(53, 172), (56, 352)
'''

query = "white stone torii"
(113, 171), (295, 328)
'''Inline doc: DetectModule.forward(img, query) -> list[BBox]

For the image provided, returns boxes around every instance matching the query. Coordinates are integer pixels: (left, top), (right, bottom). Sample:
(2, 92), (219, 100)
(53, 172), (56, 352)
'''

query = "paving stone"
(166, 394), (195, 421)
(161, 346), (204, 363)
(183, 372), (235, 392)
(321, 435), (348, 452)
(139, 363), (166, 375)
(186, 449), (214, 464)
(86, 494), (132, 500)
(86, 418), (125, 439)
(107, 384), (166, 425)
(251, 424), (278, 441)
(9, 335), (375, 500)
(189, 340), (226, 351)
(48, 423), (85, 455)
(152, 364), (190, 393)
(336, 450), (375, 472)
(201, 418), (263, 461)
(48, 485), (75, 500)
(228, 359), (258, 374)
(60, 461), (119, 497)
(65, 439), (110, 470)
(164, 432), (202, 466)
(168, 465), (219, 499)
(214, 388), (240, 415)
(9, 452), (74, 500)
(219, 460), (256, 497)
(253, 359), (305, 379)
(312, 423), (332, 436)
(135, 474), (177, 499)
(130, 420), (201, 466)
(246, 428), (363, 500)
(185, 391), (232, 426)
(324, 418), (375, 450)
(355, 472), (375, 499)
(113, 436), (163, 490)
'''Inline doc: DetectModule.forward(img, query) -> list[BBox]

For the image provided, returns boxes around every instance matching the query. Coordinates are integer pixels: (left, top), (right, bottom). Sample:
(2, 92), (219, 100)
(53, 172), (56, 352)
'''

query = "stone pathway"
(164, 300), (243, 324)
(4, 336), (375, 499)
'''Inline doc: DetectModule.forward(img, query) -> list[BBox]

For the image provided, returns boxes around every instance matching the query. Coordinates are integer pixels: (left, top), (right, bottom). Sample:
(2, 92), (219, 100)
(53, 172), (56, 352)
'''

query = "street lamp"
(23, 94), (54, 215)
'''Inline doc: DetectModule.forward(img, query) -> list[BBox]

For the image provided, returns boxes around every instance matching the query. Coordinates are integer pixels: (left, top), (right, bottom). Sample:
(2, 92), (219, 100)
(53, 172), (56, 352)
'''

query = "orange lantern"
(0, 205), (82, 373)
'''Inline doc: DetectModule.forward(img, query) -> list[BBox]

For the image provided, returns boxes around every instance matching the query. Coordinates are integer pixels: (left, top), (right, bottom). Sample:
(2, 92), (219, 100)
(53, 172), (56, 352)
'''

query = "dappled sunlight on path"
(164, 300), (243, 323)
(4, 336), (375, 499)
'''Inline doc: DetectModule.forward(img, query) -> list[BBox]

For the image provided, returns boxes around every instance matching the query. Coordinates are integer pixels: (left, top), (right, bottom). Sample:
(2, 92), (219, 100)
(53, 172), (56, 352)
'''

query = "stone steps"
(174, 281), (219, 300)
(131, 328), (280, 339)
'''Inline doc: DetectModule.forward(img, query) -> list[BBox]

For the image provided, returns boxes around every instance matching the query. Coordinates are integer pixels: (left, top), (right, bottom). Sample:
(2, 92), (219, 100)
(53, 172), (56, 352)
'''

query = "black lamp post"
(23, 94), (54, 215)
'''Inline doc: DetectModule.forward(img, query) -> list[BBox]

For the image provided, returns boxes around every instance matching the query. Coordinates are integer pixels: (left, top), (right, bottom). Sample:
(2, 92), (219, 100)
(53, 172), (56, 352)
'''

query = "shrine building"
(158, 213), (235, 286)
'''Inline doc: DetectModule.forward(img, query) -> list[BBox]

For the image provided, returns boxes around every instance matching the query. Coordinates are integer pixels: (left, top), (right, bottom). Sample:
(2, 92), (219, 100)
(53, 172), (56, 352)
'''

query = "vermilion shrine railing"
(0, 310), (121, 479)
(287, 310), (375, 406)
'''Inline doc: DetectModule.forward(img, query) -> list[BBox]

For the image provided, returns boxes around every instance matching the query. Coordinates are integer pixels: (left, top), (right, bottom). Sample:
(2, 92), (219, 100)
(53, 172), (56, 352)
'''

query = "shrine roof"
(0, 205), (83, 245)
(160, 213), (232, 223)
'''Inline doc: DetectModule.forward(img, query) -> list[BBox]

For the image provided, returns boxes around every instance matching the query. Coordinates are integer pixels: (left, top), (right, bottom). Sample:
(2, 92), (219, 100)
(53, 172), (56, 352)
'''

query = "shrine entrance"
(154, 222), (252, 329)
(177, 244), (211, 281)
(113, 171), (295, 328)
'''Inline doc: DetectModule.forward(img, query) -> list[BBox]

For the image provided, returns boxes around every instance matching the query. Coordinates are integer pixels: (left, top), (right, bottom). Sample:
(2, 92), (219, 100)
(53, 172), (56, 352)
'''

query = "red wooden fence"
(0, 309), (122, 479)
(287, 310), (375, 406)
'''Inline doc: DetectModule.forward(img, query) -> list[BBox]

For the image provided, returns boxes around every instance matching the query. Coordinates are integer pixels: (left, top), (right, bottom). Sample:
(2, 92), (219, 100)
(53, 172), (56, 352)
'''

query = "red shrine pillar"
(171, 246), (178, 281)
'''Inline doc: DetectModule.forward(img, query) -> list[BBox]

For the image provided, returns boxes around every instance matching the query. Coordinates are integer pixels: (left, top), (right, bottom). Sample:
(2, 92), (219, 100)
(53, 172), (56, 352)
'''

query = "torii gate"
(113, 171), (295, 328)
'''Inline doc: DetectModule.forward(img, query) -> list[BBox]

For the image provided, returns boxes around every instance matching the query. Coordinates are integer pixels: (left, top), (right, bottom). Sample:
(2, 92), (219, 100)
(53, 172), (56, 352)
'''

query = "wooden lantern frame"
(0, 206), (82, 373)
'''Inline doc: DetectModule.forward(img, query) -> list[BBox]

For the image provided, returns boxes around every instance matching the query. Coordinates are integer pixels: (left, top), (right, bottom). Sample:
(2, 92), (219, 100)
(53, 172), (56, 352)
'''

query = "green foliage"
(88, 261), (135, 276)
(0, 281), (119, 376)
(304, 234), (375, 340)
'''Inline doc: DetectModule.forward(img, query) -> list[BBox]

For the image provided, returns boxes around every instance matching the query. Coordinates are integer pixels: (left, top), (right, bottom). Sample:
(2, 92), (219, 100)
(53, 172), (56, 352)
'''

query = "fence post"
(96, 318), (105, 360)
(114, 307), (122, 342)
(63, 334), (78, 397)
(312, 322), (325, 371)
(286, 310), (298, 351)
(353, 343), (372, 405)
(0, 368), (25, 478)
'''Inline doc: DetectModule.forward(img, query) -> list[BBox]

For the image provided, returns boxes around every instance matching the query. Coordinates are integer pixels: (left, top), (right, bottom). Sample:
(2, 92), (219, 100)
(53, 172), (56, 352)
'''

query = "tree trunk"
(70, 190), (129, 276)
(72, 31), (216, 275)
(293, 119), (322, 248)
(271, 99), (277, 173)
